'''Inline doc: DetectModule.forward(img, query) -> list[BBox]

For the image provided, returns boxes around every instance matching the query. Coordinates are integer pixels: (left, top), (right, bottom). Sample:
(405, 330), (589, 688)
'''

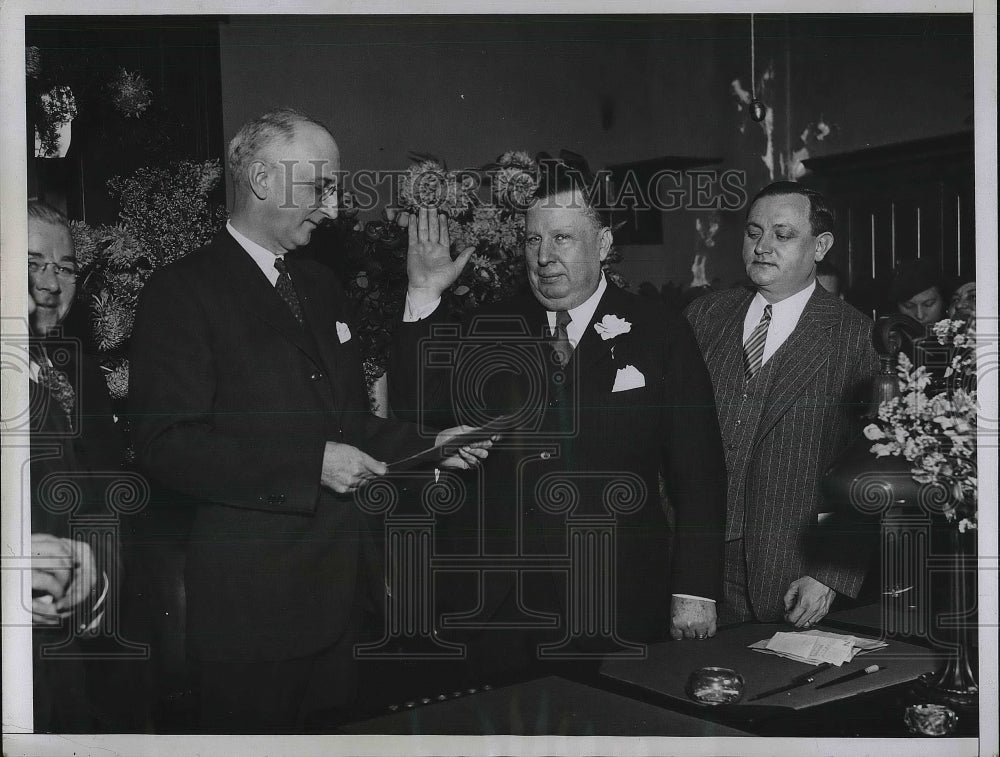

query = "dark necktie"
(34, 347), (76, 430)
(273, 257), (305, 326)
(550, 310), (574, 367)
(743, 303), (772, 382)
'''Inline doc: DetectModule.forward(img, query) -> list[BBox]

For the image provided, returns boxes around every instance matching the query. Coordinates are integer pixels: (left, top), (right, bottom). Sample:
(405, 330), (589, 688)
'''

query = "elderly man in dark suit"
(389, 160), (727, 685)
(27, 200), (125, 731)
(129, 108), (485, 732)
(685, 182), (878, 628)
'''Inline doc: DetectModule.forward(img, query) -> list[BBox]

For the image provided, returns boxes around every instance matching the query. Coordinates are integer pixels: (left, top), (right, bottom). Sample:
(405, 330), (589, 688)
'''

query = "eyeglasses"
(28, 261), (80, 281)
(265, 161), (339, 207)
(317, 183), (338, 205)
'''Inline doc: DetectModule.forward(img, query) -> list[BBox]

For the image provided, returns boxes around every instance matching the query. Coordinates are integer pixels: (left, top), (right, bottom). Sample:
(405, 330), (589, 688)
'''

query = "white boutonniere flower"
(593, 314), (632, 340)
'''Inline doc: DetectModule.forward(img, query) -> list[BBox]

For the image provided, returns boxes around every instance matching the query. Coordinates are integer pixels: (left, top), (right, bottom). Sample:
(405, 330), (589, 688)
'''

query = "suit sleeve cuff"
(404, 293), (442, 322)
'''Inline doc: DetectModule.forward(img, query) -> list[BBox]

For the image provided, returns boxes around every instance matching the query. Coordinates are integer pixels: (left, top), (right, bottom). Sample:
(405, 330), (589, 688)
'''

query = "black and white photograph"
(1, 2), (996, 756)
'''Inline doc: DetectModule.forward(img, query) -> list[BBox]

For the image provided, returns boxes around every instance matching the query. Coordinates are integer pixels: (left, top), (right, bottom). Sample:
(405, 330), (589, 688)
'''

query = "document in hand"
(387, 414), (518, 471)
(748, 630), (888, 666)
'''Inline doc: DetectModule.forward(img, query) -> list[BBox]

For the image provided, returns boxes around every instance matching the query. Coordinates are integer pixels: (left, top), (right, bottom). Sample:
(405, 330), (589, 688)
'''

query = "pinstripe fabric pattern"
(686, 285), (879, 622)
(743, 304), (771, 382)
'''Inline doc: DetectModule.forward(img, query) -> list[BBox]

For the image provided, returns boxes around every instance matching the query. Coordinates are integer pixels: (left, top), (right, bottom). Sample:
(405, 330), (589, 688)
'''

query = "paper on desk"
(749, 630), (887, 666)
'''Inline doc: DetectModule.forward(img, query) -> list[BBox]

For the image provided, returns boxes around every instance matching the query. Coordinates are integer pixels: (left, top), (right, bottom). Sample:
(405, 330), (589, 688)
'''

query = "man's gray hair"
(28, 199), (71, 231)
(227, 108), (331, 186)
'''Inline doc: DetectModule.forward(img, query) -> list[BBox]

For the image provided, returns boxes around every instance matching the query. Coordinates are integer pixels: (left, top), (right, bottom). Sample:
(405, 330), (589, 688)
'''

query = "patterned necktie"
(34, 349), (76, 430)
(273, 257), (305, 326)
(550, 310), (574, 367)
(743, 303), (772, 382)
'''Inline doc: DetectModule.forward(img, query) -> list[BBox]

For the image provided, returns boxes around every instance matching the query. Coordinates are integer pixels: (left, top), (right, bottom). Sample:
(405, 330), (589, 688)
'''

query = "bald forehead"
(28, 220), (75, 259)
(262, 122), (338, 161)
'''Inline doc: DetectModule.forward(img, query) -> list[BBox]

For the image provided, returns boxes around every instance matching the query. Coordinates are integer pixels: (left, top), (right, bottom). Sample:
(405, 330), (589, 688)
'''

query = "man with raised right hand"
(390, 158), (727, 686)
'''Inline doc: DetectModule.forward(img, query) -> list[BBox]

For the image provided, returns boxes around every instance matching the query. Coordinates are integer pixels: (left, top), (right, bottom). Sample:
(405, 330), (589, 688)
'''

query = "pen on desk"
(792, 661), (834, 683)
(814, 664), (884, 690)
(749, 663), (835, 701)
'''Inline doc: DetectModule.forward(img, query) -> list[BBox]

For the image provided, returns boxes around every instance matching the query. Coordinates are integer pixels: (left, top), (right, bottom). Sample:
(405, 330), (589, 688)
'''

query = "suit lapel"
(560, 284), (622, 393)
(287, 255), (343, 382)
(705, 288), (755, 383)
(217, 234), (323, 366)
(755, 285), (837, 439)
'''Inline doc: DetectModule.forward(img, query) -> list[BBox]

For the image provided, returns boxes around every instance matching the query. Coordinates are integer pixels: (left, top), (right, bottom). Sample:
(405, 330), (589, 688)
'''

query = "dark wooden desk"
(336, 615), (978, 739)
(598, 621), (979, 737)
(825, 599), (927, 640)
(340, 676), (751, 736)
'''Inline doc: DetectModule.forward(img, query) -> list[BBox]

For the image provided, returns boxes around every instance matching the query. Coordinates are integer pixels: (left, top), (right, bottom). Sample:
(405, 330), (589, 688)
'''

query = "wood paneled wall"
(804, 133), (974, 315)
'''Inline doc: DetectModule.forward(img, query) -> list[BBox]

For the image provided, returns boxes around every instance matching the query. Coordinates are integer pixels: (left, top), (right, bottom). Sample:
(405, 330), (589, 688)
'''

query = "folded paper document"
(749, 630), (888, 666)
(387, 414), (518, 471)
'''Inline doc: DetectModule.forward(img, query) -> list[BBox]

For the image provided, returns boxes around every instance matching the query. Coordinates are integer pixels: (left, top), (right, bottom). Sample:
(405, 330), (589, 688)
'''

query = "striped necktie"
(743, 303), (772, 382)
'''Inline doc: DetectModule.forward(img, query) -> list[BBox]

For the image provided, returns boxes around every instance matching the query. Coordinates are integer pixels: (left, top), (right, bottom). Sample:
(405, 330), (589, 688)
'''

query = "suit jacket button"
(540, 451), (551, 460)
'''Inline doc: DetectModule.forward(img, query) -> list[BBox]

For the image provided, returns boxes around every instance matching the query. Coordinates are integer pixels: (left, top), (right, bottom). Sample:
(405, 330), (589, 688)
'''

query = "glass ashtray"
(904, 704), (958, 736)
(686, 667), (745, 705)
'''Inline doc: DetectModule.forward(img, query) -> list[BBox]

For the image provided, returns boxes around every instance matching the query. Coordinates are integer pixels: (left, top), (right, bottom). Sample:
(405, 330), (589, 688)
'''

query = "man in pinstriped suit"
(685, 182), (878, 628)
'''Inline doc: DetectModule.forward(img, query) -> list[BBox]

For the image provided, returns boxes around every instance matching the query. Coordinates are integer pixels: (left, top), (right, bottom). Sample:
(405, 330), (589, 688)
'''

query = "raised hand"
(405, 207), (475, 305)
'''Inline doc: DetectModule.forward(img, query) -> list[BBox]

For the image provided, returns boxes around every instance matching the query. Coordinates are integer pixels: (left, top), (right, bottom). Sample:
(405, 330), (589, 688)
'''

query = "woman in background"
(888, 259), (949, 325)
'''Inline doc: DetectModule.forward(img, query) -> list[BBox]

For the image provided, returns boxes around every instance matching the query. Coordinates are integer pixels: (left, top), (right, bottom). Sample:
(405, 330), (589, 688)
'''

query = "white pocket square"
(612, 364), (645, 393)
(336, 321), (352, 344)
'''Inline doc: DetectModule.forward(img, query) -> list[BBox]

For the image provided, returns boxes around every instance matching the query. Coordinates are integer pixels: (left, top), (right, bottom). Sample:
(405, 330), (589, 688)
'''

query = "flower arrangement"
(35, 85), (78, 157)
(863, 319), (978, 531)
(395, 150), (536, 315)
(327, 197), (409, 402)
(399, 150), (627, 315)
(71, 159), (227, 401)
(110, 67), (152, 118)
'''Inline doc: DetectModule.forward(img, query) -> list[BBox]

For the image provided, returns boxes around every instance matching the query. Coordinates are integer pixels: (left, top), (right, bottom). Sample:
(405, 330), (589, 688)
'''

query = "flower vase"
(917, 525), (978, 709)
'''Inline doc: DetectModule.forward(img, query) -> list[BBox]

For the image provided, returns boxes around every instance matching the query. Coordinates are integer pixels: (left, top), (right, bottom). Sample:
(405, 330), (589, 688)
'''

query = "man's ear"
(814, 231), (834, 262)
(247, 161), (270, 201)
(598, 226), (613, 263)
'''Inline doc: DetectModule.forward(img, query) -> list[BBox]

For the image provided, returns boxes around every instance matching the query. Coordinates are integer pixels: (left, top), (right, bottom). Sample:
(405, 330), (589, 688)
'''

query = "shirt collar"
(749, 279), (816, 319)
(546, 274), (608, 345)
(227, 221), (282, 286)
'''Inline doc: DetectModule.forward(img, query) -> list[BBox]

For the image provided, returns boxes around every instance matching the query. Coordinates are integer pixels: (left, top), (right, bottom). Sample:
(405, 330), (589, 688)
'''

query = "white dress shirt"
(404, 275), (610, 331)
(227, 221), (283, 285)
(543, 274), (607, 343)
(742, 280), (817, 365)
